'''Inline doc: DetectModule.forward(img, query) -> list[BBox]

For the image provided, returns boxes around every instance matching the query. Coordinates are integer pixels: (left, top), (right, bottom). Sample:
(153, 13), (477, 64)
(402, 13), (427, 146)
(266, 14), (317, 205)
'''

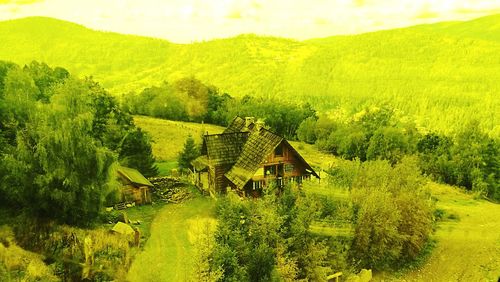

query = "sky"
(1, 0), (500, 43)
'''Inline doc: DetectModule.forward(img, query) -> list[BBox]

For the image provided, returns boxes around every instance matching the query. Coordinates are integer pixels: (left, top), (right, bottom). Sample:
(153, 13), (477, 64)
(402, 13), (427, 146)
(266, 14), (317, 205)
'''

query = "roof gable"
(117, 166), (153, 187)
(282, 140), (320, 178)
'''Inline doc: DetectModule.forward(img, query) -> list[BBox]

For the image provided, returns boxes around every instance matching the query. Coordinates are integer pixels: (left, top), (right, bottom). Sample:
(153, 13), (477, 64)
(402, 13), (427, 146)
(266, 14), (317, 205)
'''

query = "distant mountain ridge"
(0, 15), (499, 133)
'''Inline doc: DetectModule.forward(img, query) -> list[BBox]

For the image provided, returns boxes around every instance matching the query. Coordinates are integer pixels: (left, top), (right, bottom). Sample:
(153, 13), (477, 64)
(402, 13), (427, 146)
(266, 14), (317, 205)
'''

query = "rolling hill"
(0, 15), (499, 134)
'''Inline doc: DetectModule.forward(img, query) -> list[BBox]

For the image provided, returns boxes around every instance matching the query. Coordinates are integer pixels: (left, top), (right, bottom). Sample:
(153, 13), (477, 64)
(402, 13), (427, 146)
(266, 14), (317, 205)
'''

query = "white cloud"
(1, 0), (500, 42)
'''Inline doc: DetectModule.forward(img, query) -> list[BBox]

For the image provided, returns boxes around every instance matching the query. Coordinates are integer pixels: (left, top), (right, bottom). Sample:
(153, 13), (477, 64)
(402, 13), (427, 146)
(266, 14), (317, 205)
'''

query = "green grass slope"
(1, 15), (499, 133)
(133, 115), (224, 161)
(396, 183), (500, 281)
(127, 197), (216, 282)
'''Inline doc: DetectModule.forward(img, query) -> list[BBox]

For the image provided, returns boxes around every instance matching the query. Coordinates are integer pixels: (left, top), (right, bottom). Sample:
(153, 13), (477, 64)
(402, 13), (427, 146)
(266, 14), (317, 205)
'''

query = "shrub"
(350, 157), (433, 270)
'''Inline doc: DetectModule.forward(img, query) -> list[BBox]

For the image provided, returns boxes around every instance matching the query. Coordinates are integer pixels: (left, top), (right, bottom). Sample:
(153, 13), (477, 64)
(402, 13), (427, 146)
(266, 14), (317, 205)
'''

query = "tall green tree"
(119, 128), (158, 177)
(350, 158), (433, 270)
(22, 61), (69, 102)
(174, 76), (209, 120)
(178, 135), (200, 171)
(1, 78), (117, 225)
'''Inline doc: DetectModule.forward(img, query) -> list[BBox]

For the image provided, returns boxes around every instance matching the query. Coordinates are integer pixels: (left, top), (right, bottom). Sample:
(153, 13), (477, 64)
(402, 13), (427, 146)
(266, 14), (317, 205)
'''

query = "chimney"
(255, 120), (265, 131)
(245, 117), (255, 128)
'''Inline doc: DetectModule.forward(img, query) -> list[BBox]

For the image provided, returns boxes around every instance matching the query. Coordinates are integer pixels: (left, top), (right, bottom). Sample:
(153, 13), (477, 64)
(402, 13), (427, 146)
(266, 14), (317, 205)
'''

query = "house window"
(264, 165), (275, 177)
(253, 180), (262, 190)
(274, 145), (283, 157)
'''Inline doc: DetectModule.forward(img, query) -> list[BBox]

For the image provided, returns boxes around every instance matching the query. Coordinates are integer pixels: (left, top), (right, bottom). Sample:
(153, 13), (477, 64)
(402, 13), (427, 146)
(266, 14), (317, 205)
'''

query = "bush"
(350, 157), (433, 270)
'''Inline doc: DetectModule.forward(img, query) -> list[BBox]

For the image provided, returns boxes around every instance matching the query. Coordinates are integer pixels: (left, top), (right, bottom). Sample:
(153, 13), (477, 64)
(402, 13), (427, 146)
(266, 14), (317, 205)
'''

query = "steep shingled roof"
(195, 116), (319, 191)
(225, 129), (283, 189)
(117, 166), (153, 187)
(223, 116), (247, 133)
(203, 132), (249, 165)
(223, 116), (255, 133)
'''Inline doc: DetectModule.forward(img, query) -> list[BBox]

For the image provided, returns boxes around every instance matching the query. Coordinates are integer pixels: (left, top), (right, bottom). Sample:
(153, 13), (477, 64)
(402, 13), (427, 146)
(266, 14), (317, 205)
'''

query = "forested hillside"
(0, 15), (499, 134)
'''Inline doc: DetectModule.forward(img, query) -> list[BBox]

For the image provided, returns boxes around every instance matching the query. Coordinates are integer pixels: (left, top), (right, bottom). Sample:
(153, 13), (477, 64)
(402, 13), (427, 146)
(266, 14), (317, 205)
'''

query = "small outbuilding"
(116, 166), (154, 205)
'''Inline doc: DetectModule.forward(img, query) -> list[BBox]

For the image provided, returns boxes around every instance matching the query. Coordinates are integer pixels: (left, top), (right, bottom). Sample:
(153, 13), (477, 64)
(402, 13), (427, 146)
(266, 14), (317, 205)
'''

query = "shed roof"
(117, 166), (154, 187)
(192, 155), (209, 170)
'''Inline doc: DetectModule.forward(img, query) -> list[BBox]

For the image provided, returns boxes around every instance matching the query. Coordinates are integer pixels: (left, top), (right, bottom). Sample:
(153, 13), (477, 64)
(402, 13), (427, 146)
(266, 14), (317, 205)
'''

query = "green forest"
(0, 15), (499, 134)
(0, 13), (499, 282)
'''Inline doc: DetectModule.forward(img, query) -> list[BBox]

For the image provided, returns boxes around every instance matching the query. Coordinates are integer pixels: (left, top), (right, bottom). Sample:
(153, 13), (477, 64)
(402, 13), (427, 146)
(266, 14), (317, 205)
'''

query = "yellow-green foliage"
(43, 226), (133, 281)
(0, 15), (499, 133)
(0, 226), (58, 282)
(10, 221), (134, 281)
(348, 158), (434, 270)
(133, 115), (223, 161)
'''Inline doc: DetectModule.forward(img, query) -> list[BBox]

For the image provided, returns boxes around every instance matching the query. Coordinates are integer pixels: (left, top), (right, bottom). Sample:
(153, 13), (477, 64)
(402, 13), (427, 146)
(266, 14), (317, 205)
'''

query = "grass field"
(394, 183), (500, 281)
(133, 115), (224, 161)
(127, 196), (216, 282)
(121, 202), (167, 244)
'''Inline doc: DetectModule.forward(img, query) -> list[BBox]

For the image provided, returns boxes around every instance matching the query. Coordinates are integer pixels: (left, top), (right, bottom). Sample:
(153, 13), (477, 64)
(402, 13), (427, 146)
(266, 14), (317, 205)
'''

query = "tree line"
(297, 106), (499, 201)
(121, 76), (316, 140)
(0, 61), (158, 226)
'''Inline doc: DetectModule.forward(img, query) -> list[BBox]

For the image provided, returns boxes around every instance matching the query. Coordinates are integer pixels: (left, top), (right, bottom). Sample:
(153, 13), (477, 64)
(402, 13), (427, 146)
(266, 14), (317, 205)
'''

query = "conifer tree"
(178, 135), (200, 171)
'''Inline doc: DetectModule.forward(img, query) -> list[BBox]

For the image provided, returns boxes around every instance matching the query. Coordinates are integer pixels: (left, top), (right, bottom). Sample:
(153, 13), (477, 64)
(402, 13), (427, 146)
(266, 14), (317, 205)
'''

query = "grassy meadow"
(133, 115), (224, 161)
(393, 183), (500, 281)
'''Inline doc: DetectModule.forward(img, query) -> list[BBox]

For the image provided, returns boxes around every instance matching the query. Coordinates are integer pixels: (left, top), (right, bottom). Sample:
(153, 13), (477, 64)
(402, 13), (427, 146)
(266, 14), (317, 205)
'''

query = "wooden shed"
(116, 166), (153, 205)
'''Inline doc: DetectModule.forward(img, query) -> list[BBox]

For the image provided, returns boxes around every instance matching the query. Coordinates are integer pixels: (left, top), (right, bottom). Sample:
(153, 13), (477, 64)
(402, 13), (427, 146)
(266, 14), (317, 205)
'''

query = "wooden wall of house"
(252, 141), (309, 181)
(214, 164), (232, 193)
(208, 166), (216, 196)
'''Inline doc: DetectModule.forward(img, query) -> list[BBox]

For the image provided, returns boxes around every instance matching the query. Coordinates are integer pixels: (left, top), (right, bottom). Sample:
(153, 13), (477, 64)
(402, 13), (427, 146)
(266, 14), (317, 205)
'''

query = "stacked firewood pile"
(149, 176), (192, 203)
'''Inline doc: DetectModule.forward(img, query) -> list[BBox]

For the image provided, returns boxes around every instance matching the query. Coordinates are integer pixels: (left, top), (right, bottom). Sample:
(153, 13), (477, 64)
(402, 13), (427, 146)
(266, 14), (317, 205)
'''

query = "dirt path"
(399, 184), (500, 281)
(127, 197), (215, 282)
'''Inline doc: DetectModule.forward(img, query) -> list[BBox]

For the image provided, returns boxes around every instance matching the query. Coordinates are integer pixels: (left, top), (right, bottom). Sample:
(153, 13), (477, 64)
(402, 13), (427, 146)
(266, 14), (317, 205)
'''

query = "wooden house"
(116, 166), (153, 204)
(192, 117), (319, 197)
